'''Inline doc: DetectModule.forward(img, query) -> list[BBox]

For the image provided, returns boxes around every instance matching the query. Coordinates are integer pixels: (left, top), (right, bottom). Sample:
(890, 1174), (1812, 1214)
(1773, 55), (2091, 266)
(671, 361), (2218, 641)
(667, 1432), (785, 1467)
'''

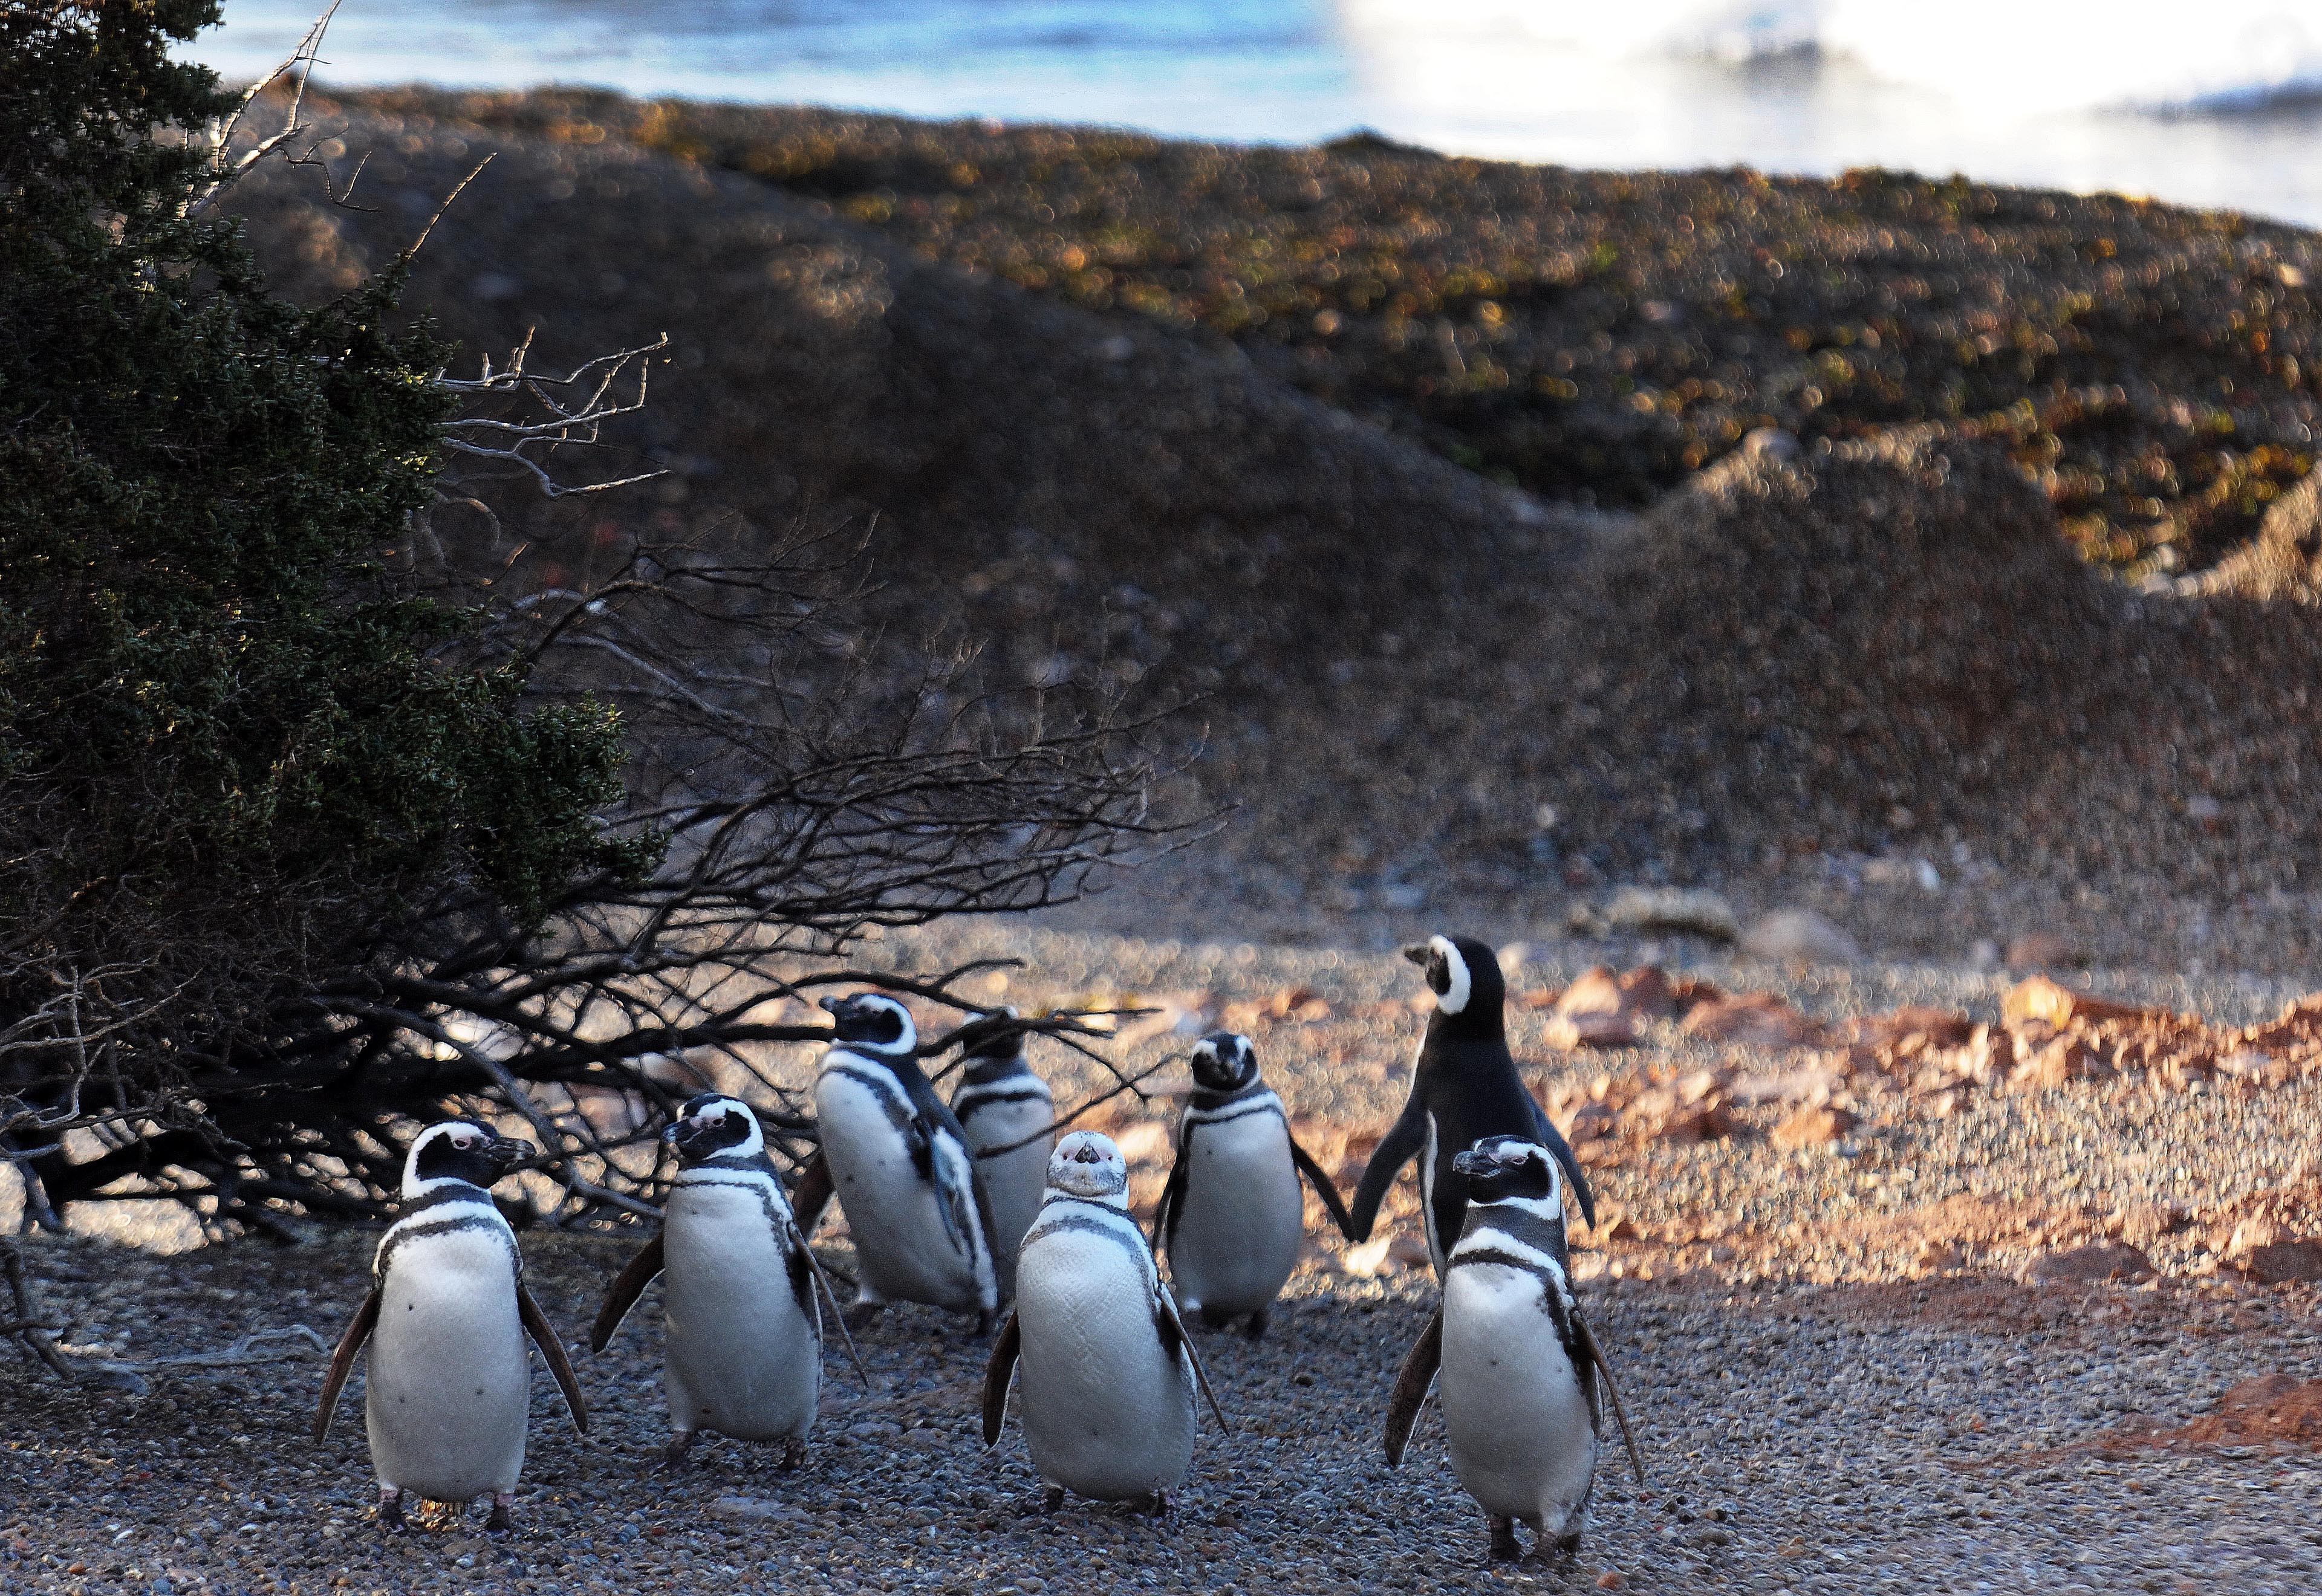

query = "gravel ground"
(8, 923), (2322, 1594)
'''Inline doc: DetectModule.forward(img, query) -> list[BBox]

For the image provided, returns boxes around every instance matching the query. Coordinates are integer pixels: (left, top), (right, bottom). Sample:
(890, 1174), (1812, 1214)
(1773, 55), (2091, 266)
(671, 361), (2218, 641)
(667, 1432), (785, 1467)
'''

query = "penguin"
(315, 1120), (588, 1533)
(590, 1094), (863, 1467)
(981, 1130), (1229, 1514)
(946, 1010), (1055, 1297)
(1151, 1031), (1354, 1338)
(1347, 933), (1596, 1274)
(1382, 1136), (1643, 1563)
(791, 992), (1003, 1331)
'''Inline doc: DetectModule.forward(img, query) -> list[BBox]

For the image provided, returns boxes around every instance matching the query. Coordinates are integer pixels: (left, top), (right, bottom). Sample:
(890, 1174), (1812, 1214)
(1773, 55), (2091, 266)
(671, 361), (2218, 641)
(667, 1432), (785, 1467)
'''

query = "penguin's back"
(365, 1222), (530, 1501)
(1015, 1212), (1194, 1501)
(662, 1175), (820, 1441)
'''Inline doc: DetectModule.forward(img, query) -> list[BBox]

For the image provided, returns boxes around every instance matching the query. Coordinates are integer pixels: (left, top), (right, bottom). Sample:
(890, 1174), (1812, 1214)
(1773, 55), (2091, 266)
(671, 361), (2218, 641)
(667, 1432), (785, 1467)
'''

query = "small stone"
(1771, 1103), (1856, 1149)
(1604, 886), (1740, 942)
(1682, 991), (1826, 1048)
(1739, 907), (1861, 965)
(1595, 1571), (1627, 1590)
(2001, 974), (2150, 1029)
(1740, 426), (1800, 461)
(2023, 1242), (2155, 1286)
(1913, 1238), (1963, 1273)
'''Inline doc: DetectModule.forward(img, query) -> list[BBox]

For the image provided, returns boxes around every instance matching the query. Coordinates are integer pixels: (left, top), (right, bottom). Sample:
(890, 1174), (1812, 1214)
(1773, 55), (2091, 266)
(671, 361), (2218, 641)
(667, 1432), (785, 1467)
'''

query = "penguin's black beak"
(818, 994), (846, 1016)
(489, 1137), (536, 1169)
(1400, 942), (1431, 967)
(1450, 1147), (1499, 1179)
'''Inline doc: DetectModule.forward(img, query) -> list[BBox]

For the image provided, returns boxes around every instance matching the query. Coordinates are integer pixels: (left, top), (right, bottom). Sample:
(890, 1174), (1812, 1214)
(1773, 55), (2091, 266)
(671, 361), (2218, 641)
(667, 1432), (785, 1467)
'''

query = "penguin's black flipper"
(518, 1283), (591, 1434)
(588, 1232), (666, 1353)
(790, 1151), (835, 1239)
(1381, 1306), (1443, 1467)
(1153, 1286), (1232, 1435)
(1525, 1096), (1598, 1231)
(980, 1310), (1021, 1447)
(1572, 1305), (1645, 1486)
(1287, 1134), (1356, 1241)
(1150, 1124), (1192, 1252)
(1347, 1100), (1428, 1243)
(314, 1286), (380, 1442)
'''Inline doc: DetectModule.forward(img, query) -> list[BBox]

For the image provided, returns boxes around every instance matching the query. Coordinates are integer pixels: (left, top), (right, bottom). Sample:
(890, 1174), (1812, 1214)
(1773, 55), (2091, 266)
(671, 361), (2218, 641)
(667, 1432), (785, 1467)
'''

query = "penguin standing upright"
(316, 1121), (589, 1533)
(591, 1094), (851, 1467)
(792, 993), (1003, 1331)
(1382, 1136), (1642, 1563)
(981, 1131), (1229, 1514)
(1347, 933), (1596, 1273)
(1152, 1031), (1353, 1338)
(947, 1010), (1054, 1296)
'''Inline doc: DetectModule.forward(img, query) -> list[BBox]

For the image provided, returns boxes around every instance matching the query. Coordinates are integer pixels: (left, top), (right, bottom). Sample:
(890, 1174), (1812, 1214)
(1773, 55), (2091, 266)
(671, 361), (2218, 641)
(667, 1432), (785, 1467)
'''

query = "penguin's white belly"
(1167, 1116), (1304, 1315)
(816, 1071), (983, 1309)
(1440, 1264), (1596, 1534)
(662, 1185), (819, 1441)
(1015, 1227), (1194, 1501)
(964, 1097), (1053, 1286)
(365, 1233), (531, 1501)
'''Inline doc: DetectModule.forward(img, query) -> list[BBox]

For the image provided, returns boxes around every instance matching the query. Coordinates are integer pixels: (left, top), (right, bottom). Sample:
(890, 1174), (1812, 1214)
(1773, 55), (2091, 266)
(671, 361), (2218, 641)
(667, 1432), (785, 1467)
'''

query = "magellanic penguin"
(1382, 1137), (1643, 1563)
(1152, 1031), (1353, 1338)
(316, 1121), (588, 1533)
(792, 993), (1003, 1331)
(981, 1131), (1231, 1514)
(590, 1094), (865, 1468)
(946, 1009), (1055, 1298)
(1347, 933), (1596, 1274)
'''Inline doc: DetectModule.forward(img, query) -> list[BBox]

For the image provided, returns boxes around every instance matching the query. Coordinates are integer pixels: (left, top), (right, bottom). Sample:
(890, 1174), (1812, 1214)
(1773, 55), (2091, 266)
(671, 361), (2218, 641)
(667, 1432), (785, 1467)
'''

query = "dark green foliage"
(0, 0), (637, 927)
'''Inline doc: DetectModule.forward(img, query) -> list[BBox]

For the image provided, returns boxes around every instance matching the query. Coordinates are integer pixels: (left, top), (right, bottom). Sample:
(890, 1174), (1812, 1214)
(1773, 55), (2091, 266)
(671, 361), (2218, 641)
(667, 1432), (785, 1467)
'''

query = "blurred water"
(189, 0), (2322, 228)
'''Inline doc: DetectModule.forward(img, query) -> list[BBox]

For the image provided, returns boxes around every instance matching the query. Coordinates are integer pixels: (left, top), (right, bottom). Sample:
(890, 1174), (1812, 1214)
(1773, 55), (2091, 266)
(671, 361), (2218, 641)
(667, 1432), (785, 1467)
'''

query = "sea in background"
(192, 0), (2322, 227)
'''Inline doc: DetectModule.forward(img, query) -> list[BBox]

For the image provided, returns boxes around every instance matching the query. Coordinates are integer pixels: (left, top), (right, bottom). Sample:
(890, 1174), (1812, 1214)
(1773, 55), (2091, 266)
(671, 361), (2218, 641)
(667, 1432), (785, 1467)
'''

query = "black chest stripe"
(376, 1213), (518, 1283)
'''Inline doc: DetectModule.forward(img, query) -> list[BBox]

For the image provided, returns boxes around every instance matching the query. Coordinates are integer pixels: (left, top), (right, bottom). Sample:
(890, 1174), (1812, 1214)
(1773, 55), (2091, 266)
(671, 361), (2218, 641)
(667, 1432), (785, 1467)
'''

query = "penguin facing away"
(1382, 1136), (1643, 1563)
(591, 1094), (862, 1468)
(947, 1009), (1055, 1299)
(1347, 933), (1597, 1274)
(1153, 1031), (1354, 1338)
(981, 1131), (1231, 1516)
(792, 993), (1003, 1331)
(316, 1121), (588, 1533)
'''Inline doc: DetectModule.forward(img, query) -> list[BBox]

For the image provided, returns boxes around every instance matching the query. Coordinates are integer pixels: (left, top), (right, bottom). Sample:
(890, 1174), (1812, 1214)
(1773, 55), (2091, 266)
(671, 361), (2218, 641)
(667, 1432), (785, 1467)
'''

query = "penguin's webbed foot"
(1487, 1515), (1522, 1562)
(1041, 1486), (1065, 1515)
(972, 1308), (997, 1339)
(376, 1489), (406, 1536)
(484, 1493), (516, 1536)
(1137, 1491), (1171, 1520)
(655, 1432), (696, 1471)
(780, 1436), (808, 1472)
(843, 1300), (883, 1332)
(1243, 1310), (1269, 1341)
(1549, 1527), (1584, 1562)
(1197, 1306), (1233, 1332)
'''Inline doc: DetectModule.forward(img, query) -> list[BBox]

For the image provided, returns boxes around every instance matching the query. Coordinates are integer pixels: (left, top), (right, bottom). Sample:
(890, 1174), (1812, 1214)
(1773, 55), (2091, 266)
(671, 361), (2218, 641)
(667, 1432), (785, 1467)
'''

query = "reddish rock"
(2011, 1033), (2107, 1089)
(2002, 975), (2153, 1029)
(2005, 932), (2084, 970)
(2023, 1242), (2156, 1285)
(1546, 1011), (1641, 1049)
(1771, 1103), (1856, 1149)
(1681, 991), (1826, 1048)
(1654, 1102), (1734, 1144)
(1853, 1005), (1976, 1051)
(2239, 1241), (2322, 1285)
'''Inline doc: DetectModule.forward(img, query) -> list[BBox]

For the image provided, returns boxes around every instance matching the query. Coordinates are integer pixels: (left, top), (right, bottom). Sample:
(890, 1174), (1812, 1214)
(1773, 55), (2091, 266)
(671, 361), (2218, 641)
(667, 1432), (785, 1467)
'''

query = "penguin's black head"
(819, 992), (918, 1054)
(1451, 1135), (1561, 1209)
(406, 1120), (533, 1195)
(666, 1093), (763, 1164)
(1189, 1031), (1260, 1092)
(1400, 932), (1505, 1021)
(954, 1005), (1024, 1063)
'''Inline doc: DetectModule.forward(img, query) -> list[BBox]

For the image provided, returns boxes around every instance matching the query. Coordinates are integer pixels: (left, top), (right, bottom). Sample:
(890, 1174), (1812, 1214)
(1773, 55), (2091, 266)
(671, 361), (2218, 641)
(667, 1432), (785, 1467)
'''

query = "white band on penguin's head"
(1046, 1129), (1129, 1205)
(1431, 933), (1472, 1015)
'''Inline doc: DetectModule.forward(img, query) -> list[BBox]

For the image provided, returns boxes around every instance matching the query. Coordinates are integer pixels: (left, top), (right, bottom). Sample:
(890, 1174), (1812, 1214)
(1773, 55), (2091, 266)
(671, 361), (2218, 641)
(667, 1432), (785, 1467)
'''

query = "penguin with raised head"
(947, 1009), (1053, 1296)
(1347, 933), (1596, 1273)
(1152, 1031), (1353, 1338)
(982, 1131), (1229, 1514)
(792, 993), (1003, 1331)
(591, 1094), (860, 1468)
(316, 1120), (589, 1533)
(1382, 1135), (1641, 1563)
